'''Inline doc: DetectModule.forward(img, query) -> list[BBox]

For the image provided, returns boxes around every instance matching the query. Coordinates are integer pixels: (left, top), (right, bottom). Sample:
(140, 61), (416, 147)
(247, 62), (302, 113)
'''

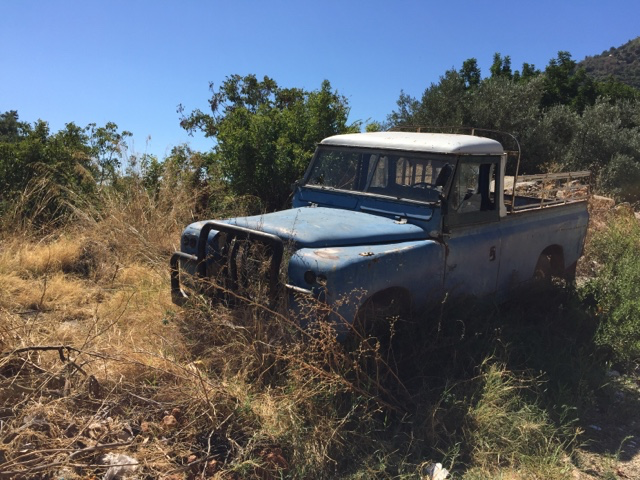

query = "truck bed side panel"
(497, 202), (589, 294)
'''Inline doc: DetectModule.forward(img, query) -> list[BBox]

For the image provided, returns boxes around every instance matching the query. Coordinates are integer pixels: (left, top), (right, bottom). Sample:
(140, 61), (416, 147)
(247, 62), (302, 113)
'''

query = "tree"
(599, 153), (640, 202)
(87, 122), (132, 186)
(460, 58), (481, 89)
(386, 51), (640, 188)
(490, 53), (512, 79)
(541, 51), (597, 112)
(519, 62), (540, 82)
(0, 113), (101, 226)
(389, 69), (470, 128)
(0, 110), (29, 143)
(0, 112), (141, 227)
(365, 121), (384, 132)
(387, 90), (421, 126)
(180, 75), (359, 209)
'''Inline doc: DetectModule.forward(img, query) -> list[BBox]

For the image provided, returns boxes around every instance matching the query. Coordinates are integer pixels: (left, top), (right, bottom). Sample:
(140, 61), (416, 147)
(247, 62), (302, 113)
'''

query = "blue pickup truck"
(171, 130), (589, 334)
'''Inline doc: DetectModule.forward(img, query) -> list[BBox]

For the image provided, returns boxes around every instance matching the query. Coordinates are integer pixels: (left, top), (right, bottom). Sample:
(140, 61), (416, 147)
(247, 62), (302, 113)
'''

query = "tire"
(533, 254), (552, 283)
(348, 292), (411, 360)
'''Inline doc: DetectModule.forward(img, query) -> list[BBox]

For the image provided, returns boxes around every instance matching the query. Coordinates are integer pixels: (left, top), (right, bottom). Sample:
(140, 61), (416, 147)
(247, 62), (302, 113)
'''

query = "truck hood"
(225, 207), (428, 248)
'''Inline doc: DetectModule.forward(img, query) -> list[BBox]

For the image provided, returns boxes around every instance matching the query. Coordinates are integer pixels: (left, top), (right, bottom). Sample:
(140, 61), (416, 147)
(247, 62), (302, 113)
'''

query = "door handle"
(489, 246), (496, 261)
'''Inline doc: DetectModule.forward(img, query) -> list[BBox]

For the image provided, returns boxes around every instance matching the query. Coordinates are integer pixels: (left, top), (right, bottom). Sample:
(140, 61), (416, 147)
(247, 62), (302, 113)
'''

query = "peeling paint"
(314, 250), (339, 260)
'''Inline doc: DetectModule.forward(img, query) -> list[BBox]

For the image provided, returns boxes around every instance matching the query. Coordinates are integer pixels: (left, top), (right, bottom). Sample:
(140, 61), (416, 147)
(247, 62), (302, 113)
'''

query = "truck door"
(443, 159), (501, 297)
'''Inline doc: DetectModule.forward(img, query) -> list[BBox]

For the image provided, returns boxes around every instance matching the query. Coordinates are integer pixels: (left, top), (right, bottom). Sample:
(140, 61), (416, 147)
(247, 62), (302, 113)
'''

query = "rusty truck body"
(170, 130), (590, 333)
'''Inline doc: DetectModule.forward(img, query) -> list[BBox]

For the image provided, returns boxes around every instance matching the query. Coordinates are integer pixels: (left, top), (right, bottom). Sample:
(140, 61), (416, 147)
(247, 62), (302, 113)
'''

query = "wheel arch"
(357, 286), (413, 318)
(540, 244), (565, 277)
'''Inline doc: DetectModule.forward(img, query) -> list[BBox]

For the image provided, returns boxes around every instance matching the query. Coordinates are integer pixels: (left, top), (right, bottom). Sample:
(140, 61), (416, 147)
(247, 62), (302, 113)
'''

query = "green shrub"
(598, 154), (640, 203)
(582, 208), (640, 364)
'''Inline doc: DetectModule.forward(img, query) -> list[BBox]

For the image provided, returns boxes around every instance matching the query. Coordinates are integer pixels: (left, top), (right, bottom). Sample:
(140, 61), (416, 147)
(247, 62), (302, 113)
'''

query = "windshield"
(304, 147), (455, 202)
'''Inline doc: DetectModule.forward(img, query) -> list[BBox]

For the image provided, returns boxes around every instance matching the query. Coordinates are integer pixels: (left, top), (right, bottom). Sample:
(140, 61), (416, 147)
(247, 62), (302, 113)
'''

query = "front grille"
(194, 222), (285, 307)
(210, 233), (282, 306)
(172, 221), (284, 307)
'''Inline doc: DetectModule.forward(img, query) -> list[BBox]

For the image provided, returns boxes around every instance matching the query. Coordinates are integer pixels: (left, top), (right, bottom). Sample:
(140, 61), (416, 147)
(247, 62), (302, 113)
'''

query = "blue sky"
(2, 1), (638, 159)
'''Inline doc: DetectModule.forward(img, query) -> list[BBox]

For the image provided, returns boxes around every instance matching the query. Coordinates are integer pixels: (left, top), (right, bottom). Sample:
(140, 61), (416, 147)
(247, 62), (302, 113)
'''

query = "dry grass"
(0, 217), (400, 479)
(0, 181), (345, 479)
(0, 185), (625, 479)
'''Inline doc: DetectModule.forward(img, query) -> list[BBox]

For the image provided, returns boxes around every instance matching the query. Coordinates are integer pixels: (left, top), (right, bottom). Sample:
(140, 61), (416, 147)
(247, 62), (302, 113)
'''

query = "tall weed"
(582, 205), (640, 364)
(462, 361), (579, 478)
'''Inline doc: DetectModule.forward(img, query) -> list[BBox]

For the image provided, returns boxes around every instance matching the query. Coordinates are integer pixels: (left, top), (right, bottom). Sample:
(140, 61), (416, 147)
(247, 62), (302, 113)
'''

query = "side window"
(449, 162), (498, 217)
(369, 155), (387, 188)
(394, 157), (438, 187)
(396, 157), (410, 185)
(451, 163), (481, 213)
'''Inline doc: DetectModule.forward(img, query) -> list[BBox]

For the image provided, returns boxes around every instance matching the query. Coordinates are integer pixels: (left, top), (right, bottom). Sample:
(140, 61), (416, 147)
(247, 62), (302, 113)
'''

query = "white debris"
(423, 462), (449, 480)
(588, 424), (602, 431)
(101, 453), (139, 480)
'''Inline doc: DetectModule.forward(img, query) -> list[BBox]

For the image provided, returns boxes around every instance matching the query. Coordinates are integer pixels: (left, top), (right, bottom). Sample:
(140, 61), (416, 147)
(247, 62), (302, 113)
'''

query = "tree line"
(388, 52), (640, 199)
(2, 50), (639, 228)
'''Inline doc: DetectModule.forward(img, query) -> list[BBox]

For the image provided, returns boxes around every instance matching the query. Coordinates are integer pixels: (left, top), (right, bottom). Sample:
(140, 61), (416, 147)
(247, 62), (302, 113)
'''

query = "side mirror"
(291, 179), (302, 192)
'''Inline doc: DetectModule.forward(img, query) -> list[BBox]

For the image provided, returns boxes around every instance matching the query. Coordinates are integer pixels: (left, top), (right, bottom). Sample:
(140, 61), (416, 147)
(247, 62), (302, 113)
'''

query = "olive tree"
(180, 75), (359, 210)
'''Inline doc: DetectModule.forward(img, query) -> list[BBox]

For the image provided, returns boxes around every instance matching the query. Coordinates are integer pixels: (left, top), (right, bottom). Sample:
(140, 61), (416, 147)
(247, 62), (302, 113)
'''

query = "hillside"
(580, 36), (640, 90)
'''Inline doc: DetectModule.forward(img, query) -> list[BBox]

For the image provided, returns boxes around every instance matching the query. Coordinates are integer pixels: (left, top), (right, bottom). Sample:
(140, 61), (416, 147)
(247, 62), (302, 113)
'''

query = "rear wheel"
(533, 248), (570, 288)
(533, 254), (552, 283)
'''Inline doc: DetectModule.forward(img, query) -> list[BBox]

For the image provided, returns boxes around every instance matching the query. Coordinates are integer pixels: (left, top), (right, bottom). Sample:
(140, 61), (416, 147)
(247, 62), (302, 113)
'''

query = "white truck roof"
(320, 132), (504, 155)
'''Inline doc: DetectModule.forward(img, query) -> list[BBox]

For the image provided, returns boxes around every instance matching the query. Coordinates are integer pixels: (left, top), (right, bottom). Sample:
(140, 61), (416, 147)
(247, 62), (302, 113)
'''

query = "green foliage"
(365, 121), (384, 132)
(489, 53), (513, 80)
(541, 51), (598, 112)
(180, 74), (359, 209)
(0, 110), (29, 142)
(389, 69), (468, 127)
(460, 58), (482, 89)
(87, 121), (132, 186)
(595, 76), (640, 102)
(0, 114), (98, 227)
(388, 50), (640, 188)
(519, 62), (541, 82)
(583, 209), (640, 364)
(537, 99), (640, 198)
(598, 154), (640, 202)
(0, 112), (154, 229)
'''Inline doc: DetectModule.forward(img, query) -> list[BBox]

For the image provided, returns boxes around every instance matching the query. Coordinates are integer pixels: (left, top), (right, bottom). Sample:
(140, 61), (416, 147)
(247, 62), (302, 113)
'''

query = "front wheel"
(347, 291), (412, 363)
(347, 292), (414, 400)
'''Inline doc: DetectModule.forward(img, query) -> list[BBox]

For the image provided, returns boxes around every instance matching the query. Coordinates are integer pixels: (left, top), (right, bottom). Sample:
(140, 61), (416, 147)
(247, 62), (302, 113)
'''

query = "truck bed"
(502, 171), (590, 213)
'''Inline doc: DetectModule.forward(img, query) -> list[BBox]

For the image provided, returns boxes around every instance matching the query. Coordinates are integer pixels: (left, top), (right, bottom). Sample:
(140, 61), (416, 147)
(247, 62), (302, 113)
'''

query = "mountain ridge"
(580, 36), (640, 90)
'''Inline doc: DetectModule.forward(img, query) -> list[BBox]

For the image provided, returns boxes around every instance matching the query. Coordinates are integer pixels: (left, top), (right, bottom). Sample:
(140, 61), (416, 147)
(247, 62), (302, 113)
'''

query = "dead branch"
(1, 345), (82, 362)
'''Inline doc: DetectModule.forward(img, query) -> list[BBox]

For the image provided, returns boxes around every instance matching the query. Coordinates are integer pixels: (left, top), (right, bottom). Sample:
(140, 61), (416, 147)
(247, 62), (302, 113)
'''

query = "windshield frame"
(301, 145), (459, 204)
